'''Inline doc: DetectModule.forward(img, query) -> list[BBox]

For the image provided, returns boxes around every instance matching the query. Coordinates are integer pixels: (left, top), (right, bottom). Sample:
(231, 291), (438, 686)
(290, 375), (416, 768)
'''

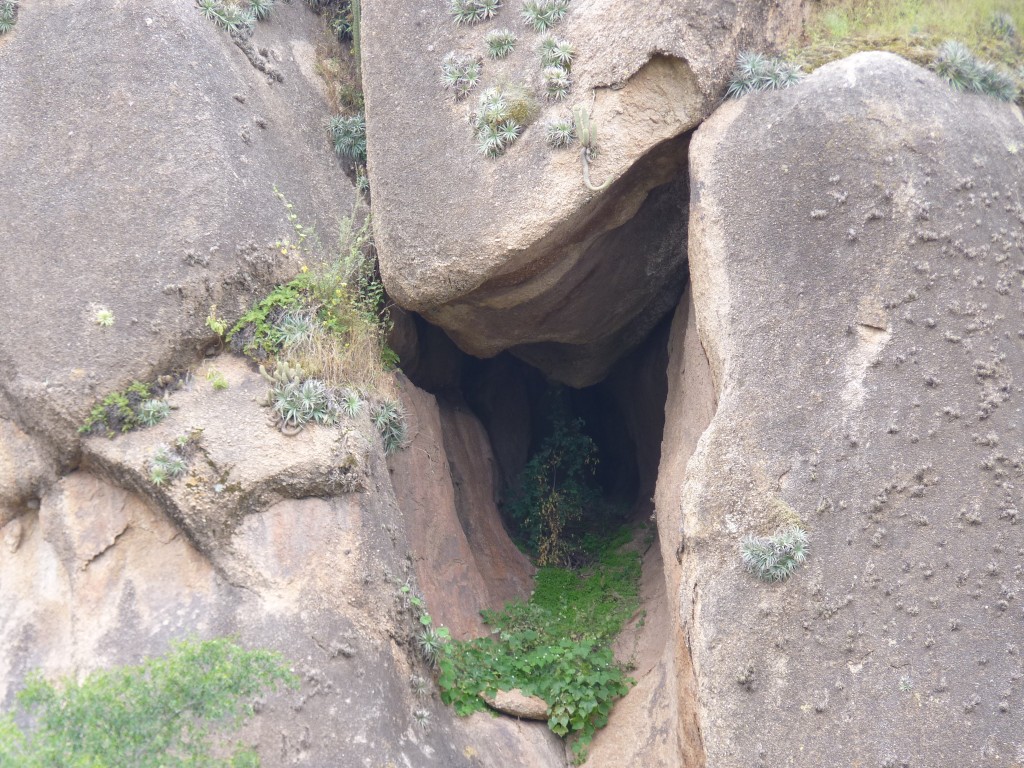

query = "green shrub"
(726, 51), (805, 98)
(328, 113), (367, 162)
(740, 525), (809, 582)
(485, 28), (517, 59)
(0, 637), (297, 768)
(0, 1), (16, 35)
(933, 39), (1019, 100)
(80, 381), (181, 437)
(507, 417), (599, 566)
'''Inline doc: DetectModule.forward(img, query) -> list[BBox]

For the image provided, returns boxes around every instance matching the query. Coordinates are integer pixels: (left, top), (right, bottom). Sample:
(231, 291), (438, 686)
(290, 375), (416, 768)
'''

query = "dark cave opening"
(395, 306), (675, 547)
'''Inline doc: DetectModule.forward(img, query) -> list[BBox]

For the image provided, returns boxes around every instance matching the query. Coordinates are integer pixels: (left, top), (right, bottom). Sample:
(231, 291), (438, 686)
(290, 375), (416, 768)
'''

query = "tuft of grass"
(472, 85), (536, 157)
(544, 115), (576, 148)
(485, 28), (517, 59)
(542, 65), (572, 100)
(726, 51), (805, 98)
(329, 113), (367, 162)
(441, 52), (483, 100)
(0, 0), (17, 34)
(933, 39), (1019, 100)
(450, 0), (500, 25)
(740, 525), (809, 582)
(521, 0), (569, 32)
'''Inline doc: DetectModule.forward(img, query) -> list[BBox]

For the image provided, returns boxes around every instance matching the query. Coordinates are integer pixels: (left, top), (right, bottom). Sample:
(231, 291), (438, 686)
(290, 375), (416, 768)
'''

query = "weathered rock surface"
(672, 52), (1024, 766)
(0, 356), (563, 766)
(363, 0), (803, 386)
(0, 0), (348, 461)
(482, 688), (550, 721)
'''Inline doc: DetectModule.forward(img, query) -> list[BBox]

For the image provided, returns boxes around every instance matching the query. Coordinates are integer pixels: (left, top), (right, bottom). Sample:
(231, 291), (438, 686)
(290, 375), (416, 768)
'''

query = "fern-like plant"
(740, 525), (809, 582)
(726, 51), (805, 98)
(329, 113), (367, 161)
(450, 0), (500, 25)
(542, 65), (571, 100)
(932, 40), (1018, 102)
(0, 1), (16, 34)
(521, 0), (568, 31)
(441, 52), (483, 100)
(485, 28), (517, 59)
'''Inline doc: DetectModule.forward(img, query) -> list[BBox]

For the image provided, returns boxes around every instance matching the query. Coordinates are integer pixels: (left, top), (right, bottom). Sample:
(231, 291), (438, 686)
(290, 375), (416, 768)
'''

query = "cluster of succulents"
(261, 363), (341, 436)
(450, 0), (501, 25)
(148, 445), (187, 487)
(472, 85), (535, 157)
(544, 114), (575, 148)
(933, 40), (1018, 102)
(370, 398), (408, 454)
(740, 525), (809, 582)
(538, 34), (573, 100)
(0, 1), (17, 35)
(196, 0), (260, 32)
(93, 306), (115, 327)
(485, 28), (517, 59)
(521, 0), (569, 31)
(726, 51), (805, 98)
(137, 398), (171, 428)
(441, 52), (483, 100)
(328, 113), (367, 162)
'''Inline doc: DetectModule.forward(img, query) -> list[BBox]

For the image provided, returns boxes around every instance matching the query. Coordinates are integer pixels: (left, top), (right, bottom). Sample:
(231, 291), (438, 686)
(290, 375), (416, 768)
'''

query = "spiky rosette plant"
(450, 0), (500, 25)
(472, 85), (535, 157)
(485, 28), (517, 59)
(0, 1), (15, 34)
(137, 399), (171, 428)
(370, 399), (408, 454)
(521, 0), (568, 31)
(538, 34), (573, 68)
(272, 312), (315, 348)
(542, 65), (572, 100)
(149, 445), (189, 487)
(441, 52), (483, 100)
(990, 12), (1017, 42)
(329, 113), (367, 161)
(249, 0), (274, 20)
(544, 115), (575, 148)
(932, 40), (1018, 102)
(740, 525), (809, 582)
(726, 51), (805, 98)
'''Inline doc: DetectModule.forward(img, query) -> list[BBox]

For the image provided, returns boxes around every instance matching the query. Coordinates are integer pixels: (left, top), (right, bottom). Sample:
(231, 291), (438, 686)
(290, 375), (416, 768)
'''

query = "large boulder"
(666, 52), (1024, 765)
(363, 0), (803, 386)
(0, 0), (349, 461)
(0, 356), (561, 766)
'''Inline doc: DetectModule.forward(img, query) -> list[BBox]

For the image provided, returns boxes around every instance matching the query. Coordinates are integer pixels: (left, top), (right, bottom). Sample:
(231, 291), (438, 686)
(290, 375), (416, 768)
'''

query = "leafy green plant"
(441, 52), (483, 100)
(740, 525), (809, 582)
(521, 0), (569, 31)
(538, 34), (574, 67)
(206, 368), (229, 391)
(80, 381), (182, 437)
(0, 637), (297, 768)
(473, 85), (536, 157)
(328, 113), (367, 162)
(449, 0), (500, 25)
(544, 115), (576, 147)
(0, 0), (16, 35)
(370, 399), (407, 454)
(726, 51), (805, 98)
(438, 534), (639, 761)
(507, 416), (599, 566)
(932, 39), (1018, 100)
(485, 28), (517, 59)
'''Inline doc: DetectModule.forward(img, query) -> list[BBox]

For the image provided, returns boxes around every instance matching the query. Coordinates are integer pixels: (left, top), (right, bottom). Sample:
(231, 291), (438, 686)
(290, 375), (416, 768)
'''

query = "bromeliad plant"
(485, 28), (517, 59)
(0, 1), (16, 35)
(740, 525), (809, 582)
(450, 0), (500, 25)
(473, 85), (536, 157)
(932, 40), (1018, 101)
(726, 51), (805, 97)
(329, 113), (367, 162)
(521, 0), (569, 31)
(441, 52), (483, 100)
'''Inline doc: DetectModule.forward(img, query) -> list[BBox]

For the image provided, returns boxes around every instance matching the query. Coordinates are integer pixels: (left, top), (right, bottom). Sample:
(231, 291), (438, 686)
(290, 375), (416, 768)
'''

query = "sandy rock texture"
(0, 0), (349, 460)
(363, 0), (803, 386)
(673, 52), (1024, 766)
(0, 356), (563, 766)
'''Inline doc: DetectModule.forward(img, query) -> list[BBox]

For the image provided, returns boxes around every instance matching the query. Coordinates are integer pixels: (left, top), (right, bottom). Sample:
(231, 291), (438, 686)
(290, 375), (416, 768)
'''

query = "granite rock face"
(671, 52), (1024, 766)
(363, 0), (803, 386)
